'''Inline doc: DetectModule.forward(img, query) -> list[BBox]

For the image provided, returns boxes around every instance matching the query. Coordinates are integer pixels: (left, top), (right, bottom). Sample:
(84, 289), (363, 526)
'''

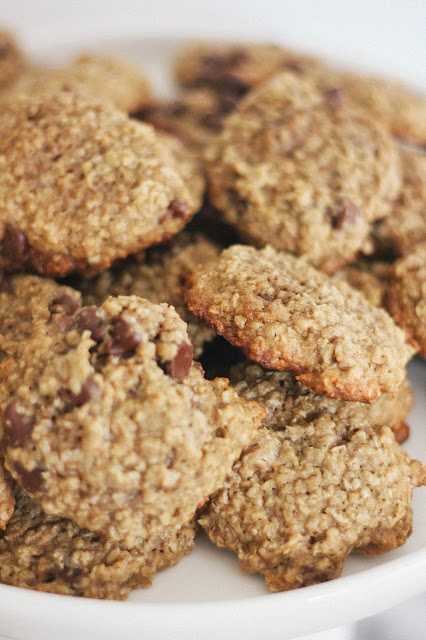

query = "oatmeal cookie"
(373, 150), (426, 257)
(206, 71), (400, 272)
(386, 242), (426, 356)
(0, 89), (204, 277)
(310, 67), (426, 147)
(331, 260), (391, 307)
(0, 484), (195, 599)
(80, 232), (219, 357)
(230, 363), (414, 444)
(2, 295), (263, 547)
(200, 363), (426, 591)
(184, 245), (414, 402)
(0, 31), (26, 90)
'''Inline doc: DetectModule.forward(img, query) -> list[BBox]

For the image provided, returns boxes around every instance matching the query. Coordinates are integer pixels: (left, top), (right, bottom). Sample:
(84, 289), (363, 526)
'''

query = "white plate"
(1, 4), (425, 639)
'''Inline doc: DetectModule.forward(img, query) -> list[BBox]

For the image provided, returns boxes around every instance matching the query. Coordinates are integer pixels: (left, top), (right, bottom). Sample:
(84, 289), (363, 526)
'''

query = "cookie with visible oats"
(2, 295), (263, 547)
(373, 150), (426, 257)
(200, 361), (425, 592)
(0, 90), (204, 277)
(206, 71), (401, 272)
(184, 245), (414, 403)
(79, 232), (219, 357)
(0, 54), (151, 113)
(331, 260), (391, 307)
(0, 31), (26, 90)
(0, 484), (196, 600)
(386, 242), (426, 357)
(310, 67), (426, 147)
(229, 362), (414, 446)
(175, 42), (321, 94)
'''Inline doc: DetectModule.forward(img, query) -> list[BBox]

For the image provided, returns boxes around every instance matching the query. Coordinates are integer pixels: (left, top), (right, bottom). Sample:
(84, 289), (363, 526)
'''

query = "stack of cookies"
(0, 31), (424, 599)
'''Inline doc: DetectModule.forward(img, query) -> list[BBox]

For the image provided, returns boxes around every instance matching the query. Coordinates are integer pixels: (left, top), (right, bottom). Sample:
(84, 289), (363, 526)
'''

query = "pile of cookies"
(0, 30), (424, 600)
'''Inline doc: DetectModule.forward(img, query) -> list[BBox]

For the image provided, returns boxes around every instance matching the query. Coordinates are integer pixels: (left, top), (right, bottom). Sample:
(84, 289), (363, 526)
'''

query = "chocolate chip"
(13, 462), (44, 493)
(164, 342), (193, 380)
(215, 427), (225, 438)
(0, 271), (13, 294)
(51, 314), (75, 333)
(332, 201), (360, 230)
(1, 224), (28, 262)
(59, 376), (100, 407)
(197, 51), (249, 93)
(58, 566), (84, 586)
(3, 400), (35, 447)
(324, 87), (345, 109)
(104, 317), (142, 356)
(199, 111), (223, 132)
(76, 307), (106, 342)
(49, 294), (79, 316)
(160, 198), (189, 224)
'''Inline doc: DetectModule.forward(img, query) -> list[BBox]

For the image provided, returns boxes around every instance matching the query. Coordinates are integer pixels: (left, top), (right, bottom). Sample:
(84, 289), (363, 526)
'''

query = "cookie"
(0, 484), (195, 599)
(0, 31), (26, 90)
(310, 67), (426, 147)
(331, 260), (391, 307)
(79, 232), (219, 357)
(184, 245), (414, 403)
(200, 362), (426, 591)
(0, 89), (204, 277)
(0, 54), (151, 113)
(229, 362), (413, 444)
(206, 71), (401, 272)
(2, 295), (264, 547)
(386, 242), (426, 357)
(175, 42), (321, 95)
(373, 150), (426, 257)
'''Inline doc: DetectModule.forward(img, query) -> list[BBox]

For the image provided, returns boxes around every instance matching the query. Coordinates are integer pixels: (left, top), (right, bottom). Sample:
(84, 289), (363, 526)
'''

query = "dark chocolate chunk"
(51, 314), (75, 333)
(0, 270), (13, 294)
(332, 201), (360, 229)
(58, 566), (84, 586)
(1, 224), (28, 263)
(76, 307), (106, 342)
(49, 293), (79, 316)
(160, 198), (189, 223)
(104, 317), (142, 356)
(164, 342), (193, 380)
(59, 376), (100, 407)
(13, 462), (44, 493)
(3, 400), (34, 447)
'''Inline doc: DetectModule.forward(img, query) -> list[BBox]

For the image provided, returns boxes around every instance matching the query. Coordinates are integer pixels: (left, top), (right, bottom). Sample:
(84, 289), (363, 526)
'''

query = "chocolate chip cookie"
(200, 362), (426, 591)
(373, 149), (426, 257)
(386, 241), (426, 357)
(80, 232), (219, 357)
(0, 484), (196, 599)
(2, 295), (264, 547)
(184, 245), (414, 402)
(0, 89), (204, 277)
(206, 71), (401, 272)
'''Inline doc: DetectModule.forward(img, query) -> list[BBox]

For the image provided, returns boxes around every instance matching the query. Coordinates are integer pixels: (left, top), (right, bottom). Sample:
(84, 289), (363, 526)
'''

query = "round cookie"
(0, 484), (196, 600)
(310, 67), (426, 147)
(0, 31), (26, 90)
(229, 362), (414, 444)
(373, 150), (426, 257)
(2, 295), (264, 547)
(175, 42), (322, 94)
(206, 71), (401, 272)
(184, 245), (414, 403)
(0, 54), (151, 113)
(386, 242), (426, 357)
(200, 362), (426, 592)
(331, 260), (391, 307)
(80, 232), (219, 357)
(0, 89), (204, 277)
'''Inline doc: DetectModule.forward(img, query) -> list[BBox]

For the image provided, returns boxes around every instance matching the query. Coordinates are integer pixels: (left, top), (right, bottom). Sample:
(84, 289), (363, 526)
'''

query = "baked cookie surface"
(331, 260), (390, 308)
(0, 90), (204, 277)
(2, 295), (263, 546)
(0, 484), (196, 599)
(80, 232), (219, 357)
(184, 245), (414, 402)
(386, 242), (426, 356)
(200, 362), (425, 591)
(206, 71), (400, 272)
